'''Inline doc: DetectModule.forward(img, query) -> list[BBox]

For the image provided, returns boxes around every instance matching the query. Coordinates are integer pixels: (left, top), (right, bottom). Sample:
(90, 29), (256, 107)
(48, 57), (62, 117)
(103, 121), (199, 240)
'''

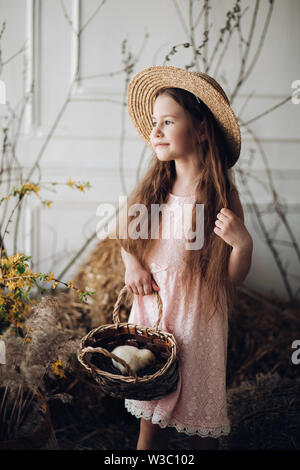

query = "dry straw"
(78, 285), (179, 400)
(127, 65), (241, 168)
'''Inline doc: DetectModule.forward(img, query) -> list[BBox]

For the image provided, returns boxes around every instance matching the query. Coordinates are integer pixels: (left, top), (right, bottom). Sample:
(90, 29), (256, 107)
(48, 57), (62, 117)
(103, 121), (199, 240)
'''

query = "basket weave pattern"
(77, 286), (179, 400)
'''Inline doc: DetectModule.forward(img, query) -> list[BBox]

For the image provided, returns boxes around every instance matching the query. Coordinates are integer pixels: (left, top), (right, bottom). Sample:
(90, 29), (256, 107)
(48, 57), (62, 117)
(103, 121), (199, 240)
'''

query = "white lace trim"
(125, 401), (230, 439)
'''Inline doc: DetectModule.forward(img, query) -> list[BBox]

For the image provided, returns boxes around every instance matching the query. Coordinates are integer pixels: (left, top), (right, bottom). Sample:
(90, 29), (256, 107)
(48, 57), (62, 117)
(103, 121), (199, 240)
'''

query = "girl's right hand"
(125, 263), (160, 296)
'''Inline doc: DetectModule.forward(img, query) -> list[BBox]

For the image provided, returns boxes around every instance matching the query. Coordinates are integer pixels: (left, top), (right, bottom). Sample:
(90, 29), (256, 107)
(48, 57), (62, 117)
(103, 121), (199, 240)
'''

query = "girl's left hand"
(214, 207), (252, 250)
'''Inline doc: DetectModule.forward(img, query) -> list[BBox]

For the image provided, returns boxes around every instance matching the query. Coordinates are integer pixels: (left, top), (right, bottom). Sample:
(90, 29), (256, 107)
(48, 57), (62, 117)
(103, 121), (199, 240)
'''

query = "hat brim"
(127, 65), (241, 168)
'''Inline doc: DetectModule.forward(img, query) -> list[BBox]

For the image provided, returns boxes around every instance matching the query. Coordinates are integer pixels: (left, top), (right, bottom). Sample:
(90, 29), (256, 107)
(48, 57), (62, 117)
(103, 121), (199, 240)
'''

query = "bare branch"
(243, 94), (292, 126)
(241, 0), (274, 84)
(79, 0), (107, 35)
(230, 0), (260, 103)
(172, 0), (189, 37)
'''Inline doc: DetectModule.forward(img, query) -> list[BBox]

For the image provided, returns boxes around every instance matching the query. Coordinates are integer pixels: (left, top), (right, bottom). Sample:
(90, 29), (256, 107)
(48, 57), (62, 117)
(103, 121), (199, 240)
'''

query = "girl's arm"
(120, 247), (160, 295)
(121, 246), (140, 267)
(214, 188), (253, 286)
(227, 189), (253, 285)
(228, 240), (253, 286)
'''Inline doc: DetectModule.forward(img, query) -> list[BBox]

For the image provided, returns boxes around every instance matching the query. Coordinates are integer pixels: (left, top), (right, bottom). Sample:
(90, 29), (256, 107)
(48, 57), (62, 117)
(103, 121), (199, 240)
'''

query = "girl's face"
(150, 94), (196, 162)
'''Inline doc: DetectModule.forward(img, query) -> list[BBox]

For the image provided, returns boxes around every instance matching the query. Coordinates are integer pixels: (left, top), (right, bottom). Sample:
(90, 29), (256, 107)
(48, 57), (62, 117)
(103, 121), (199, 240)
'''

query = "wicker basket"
(77, 285), (179, 400)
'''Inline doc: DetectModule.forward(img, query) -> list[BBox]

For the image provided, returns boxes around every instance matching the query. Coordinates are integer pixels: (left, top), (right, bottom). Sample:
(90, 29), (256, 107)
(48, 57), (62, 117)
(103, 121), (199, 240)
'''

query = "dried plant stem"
(13, 202), (22, 255)
(189, 0), (201, 71)
(203, 0), (209, 68)
(136, 144), (148, 183)
(0, 195), (23, 259)
(194, 2), (205, 29)
(56, 204), (122, 280)
(209, 3), (250, 76)
(213, 25), (233, 77)
(56, 229), (97, 281)
(243, 94), (293, 126)
(118, 34), (148, 194)
(119, 78), (130, 195)
(230, 0), (260, 102)
(238, 169), (294, 301)
(79, 0), (107, 35)
(1, 40), (27, 67)
(24, 81), (75, 183)
(237, 284), (282, 312)
(239, 117), (300, 266)
(172, 0), (190, 37)
(241, 0), (274, 85)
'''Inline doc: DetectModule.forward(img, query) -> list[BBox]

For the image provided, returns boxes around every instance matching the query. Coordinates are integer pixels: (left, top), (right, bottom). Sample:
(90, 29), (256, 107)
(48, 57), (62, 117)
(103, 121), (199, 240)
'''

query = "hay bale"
(227, 289), (300, 387)
(54, 238), (132, 334)
(0, 386), (59, 450)
(219, 372), (300, 450)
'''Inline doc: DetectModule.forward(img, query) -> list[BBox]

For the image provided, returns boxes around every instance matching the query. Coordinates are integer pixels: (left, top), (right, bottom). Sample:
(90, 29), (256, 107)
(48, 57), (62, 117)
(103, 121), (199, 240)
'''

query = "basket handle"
(113, 285), (163, 330)
(78, 346), (138, 382)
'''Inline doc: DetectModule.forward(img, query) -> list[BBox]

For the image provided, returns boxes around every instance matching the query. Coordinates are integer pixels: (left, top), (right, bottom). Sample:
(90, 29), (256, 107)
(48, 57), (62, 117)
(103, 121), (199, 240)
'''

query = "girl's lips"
(156, 144), (169, 147)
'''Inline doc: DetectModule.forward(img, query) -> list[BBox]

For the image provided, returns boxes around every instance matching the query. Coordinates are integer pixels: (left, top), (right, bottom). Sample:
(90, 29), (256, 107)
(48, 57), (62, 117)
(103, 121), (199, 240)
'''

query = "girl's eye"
(152, 120), (173, 127)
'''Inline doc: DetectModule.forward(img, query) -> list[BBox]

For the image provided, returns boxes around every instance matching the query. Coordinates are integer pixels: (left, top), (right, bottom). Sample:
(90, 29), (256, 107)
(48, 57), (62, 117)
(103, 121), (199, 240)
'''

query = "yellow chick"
(111, 345), (155, 374)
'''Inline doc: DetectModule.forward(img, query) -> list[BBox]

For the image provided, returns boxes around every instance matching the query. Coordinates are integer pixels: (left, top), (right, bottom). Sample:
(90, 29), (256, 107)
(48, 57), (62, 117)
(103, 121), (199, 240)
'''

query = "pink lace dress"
(124, 192), (230, 438)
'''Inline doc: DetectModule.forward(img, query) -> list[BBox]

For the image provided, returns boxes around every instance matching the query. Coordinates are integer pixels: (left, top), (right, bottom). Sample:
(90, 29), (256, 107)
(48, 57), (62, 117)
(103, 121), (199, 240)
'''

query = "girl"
(117, 66), (253, 450)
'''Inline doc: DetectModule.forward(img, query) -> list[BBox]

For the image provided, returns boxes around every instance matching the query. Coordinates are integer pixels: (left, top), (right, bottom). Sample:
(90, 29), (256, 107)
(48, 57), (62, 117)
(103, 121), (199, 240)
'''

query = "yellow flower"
(22, 183), (40, 195)
(67, 177), (75, 188)
(50, 360), (66, 379)
(6, 280), (16, 290)
(67, 280), (74, 289)
(52, 281), (59, 289)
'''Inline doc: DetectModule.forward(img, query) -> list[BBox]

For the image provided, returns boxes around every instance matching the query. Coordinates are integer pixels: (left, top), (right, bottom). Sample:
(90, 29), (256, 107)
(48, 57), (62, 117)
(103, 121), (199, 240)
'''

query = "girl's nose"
(154, 123), (163, 136)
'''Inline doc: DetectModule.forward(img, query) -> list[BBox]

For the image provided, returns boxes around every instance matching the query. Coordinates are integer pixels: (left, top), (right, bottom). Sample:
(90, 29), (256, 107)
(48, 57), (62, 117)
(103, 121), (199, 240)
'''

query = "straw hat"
(127, 65), (241, 168)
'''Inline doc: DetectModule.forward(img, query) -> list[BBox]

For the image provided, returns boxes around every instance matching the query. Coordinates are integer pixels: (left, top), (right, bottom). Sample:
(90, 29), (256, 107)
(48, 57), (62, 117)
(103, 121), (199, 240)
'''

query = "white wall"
(0, 0), (299, 301)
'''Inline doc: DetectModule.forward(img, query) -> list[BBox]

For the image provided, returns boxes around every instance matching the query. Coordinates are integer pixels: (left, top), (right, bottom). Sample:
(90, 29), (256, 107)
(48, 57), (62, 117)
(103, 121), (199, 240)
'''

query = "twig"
(203, 0), (209, 69)
(56, 204), (121, 280)
(237, 90), (255, 120)
(60, 0), (78, 36)
(24, 80), (75, 183)
(237, 284), (282, 312)
(212, 4), (250, 78)
(172, 0), (189, 37)
(136, 144), (148, 184)
(238, 169), (295, 301)
(80, 67), (130, 81)
(56, 230), (97, 281)
(193, 2), (205, 29)
(230, 0), (260, 103)
(213, 27), (233, 78)
(188, 0), (200, 71)
(1, 39), (28, 67)
(79, 0), (107, 35)
(241, 0), (274, 84)
(78, 429), (99, 443)
(0, 195), (23, 259)
(239, 117), (300, 266)
(243, 94), (293, 126)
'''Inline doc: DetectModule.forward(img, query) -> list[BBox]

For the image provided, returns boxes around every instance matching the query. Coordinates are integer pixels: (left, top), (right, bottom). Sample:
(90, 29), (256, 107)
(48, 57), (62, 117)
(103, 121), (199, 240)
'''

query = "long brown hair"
(117, 87), (237, 321)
